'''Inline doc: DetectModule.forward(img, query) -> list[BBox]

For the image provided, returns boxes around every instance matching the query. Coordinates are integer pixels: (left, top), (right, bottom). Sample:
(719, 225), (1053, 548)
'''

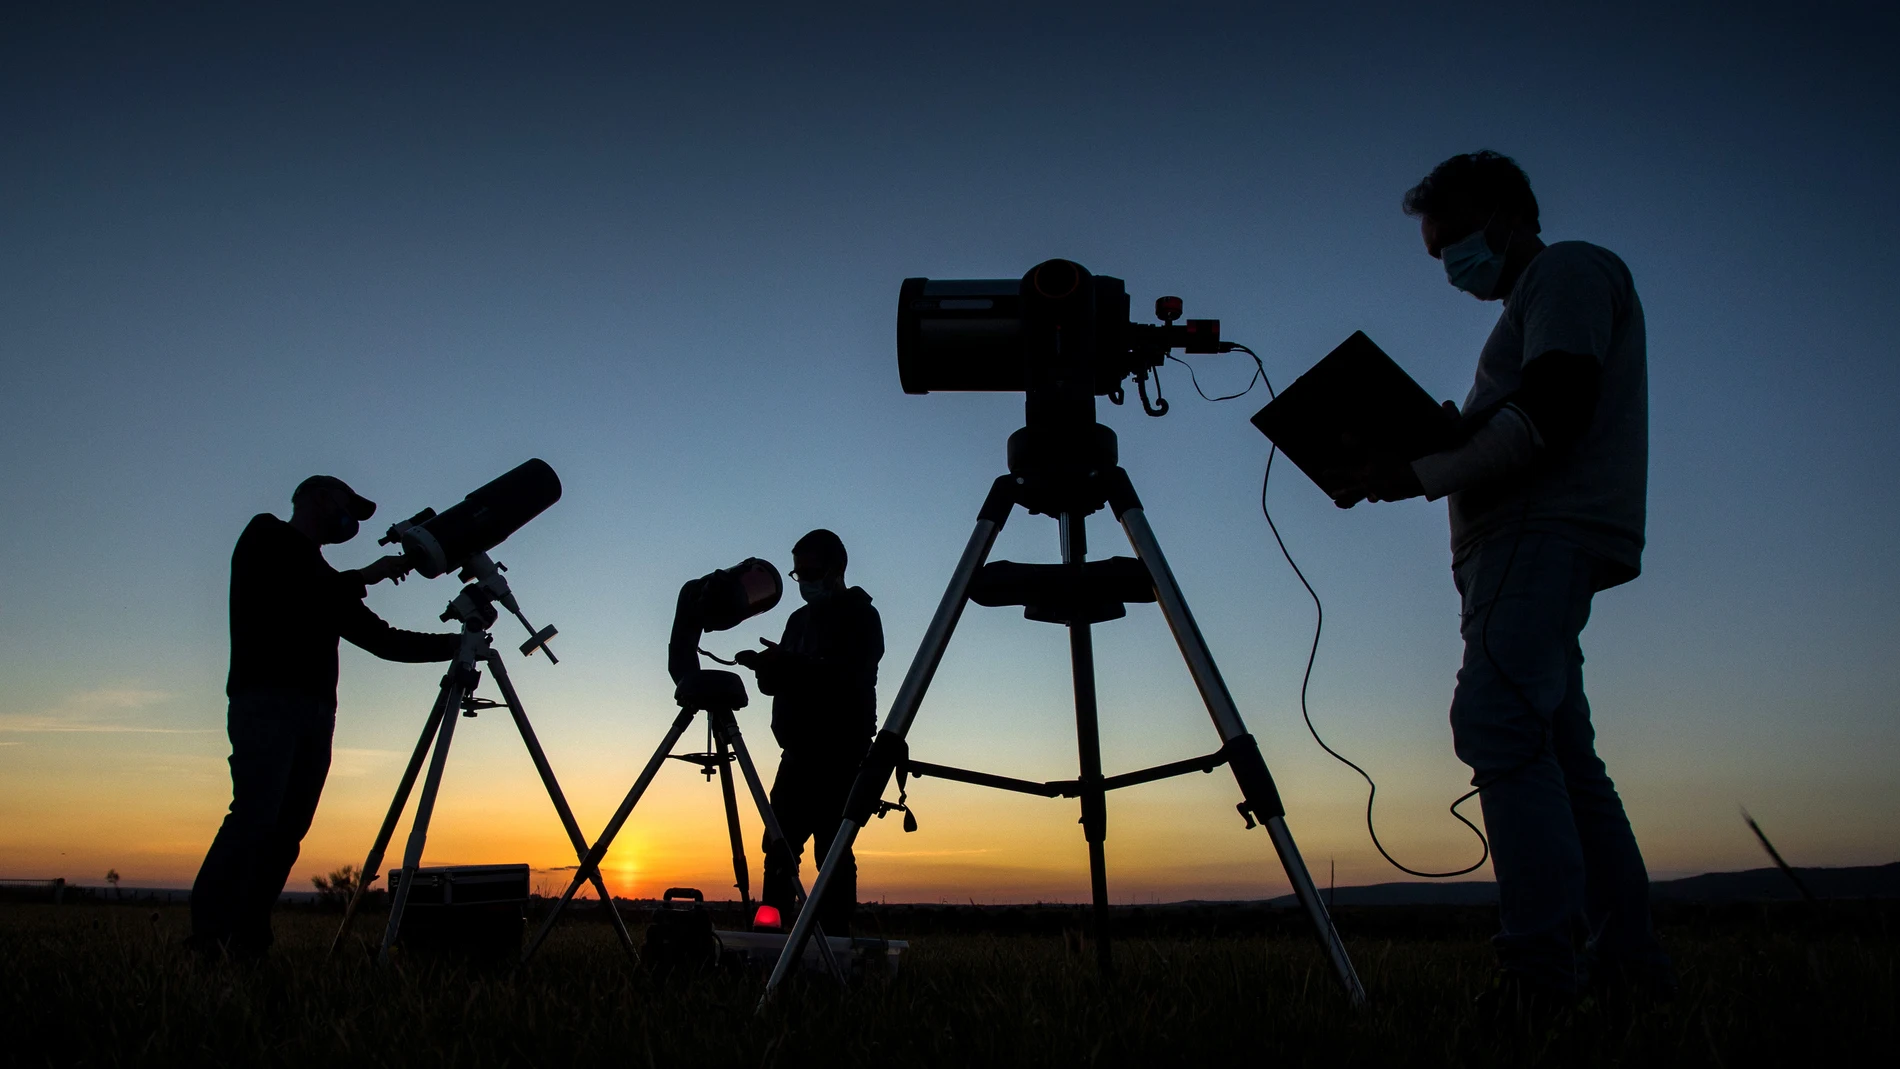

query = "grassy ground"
(1, 900), (1892, 1067)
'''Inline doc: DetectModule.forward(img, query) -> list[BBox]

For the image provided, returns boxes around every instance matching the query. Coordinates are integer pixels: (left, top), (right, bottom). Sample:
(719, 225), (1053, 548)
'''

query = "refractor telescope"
(379, 458), (564, 661)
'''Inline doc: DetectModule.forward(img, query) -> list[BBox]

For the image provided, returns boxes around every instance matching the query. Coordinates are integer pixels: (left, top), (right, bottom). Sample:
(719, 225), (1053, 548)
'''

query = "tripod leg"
(329, 682), (451, 958)
(761, 476), (1015, 1003)
(711, 710), (845, 981)
(485, 653), (639, 963)
(376, 674), (468, 965)
(520, 706), (698, 966)
(1114, 487), (1366, 1004)
(1060, 512), (1114, 976)
(714, 734), (751, 906)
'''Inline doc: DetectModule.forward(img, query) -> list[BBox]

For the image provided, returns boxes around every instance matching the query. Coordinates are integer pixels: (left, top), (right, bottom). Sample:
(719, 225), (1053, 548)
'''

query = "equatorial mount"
(437, 551), (561, 663)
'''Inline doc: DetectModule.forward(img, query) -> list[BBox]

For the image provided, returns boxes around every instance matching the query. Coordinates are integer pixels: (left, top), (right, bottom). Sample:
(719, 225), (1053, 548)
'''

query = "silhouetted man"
(735, 529), (882, 935)
(1340, 151), (1671, 1003)
(189, 475), (461, 958)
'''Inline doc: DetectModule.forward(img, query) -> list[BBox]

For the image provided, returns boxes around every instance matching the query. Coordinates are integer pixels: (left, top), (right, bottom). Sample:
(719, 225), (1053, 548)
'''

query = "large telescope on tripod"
(329, 459), (640, 964)
(376, 458), (564, 662)
(763, 260), (1365, 1006)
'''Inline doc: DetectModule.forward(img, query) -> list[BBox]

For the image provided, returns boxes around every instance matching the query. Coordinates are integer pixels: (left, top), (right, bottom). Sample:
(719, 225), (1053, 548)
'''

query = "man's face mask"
(797, 579), (830, 605)
(327, 512), (360, 543)
(1441, 225), (1507, 299)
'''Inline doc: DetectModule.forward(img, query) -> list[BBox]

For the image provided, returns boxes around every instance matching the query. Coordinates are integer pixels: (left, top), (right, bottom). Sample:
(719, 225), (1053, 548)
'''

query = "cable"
(1258, 441), (1491, 877)
(1173, 340), (1542, 878)
(1166, 344), (1267, 402)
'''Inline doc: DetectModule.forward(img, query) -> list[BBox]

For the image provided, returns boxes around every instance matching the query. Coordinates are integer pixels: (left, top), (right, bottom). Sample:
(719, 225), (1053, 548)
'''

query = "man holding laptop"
(1338, 150), (1670, 1006)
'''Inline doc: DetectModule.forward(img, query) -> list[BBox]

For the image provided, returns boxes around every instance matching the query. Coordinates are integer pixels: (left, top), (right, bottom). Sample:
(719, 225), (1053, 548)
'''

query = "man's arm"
(748, 604), (882, 695)
(1408, 350), (1601, 500)
(333, 582), (461, 662)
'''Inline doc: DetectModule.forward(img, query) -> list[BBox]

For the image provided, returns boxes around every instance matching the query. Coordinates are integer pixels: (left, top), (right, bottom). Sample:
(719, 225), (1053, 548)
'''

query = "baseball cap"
(293, 475), (377, 521)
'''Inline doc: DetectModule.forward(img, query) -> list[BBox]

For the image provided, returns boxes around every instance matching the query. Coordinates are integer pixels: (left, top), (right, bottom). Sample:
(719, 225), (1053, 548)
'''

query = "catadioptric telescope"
(328, 459), (640, 964)
(763, 259), (1366, 1004)
(519, 558), (845, 976)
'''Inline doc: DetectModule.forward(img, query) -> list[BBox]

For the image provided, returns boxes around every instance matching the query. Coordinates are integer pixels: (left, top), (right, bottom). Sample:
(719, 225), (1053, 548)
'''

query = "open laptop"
(1250, 331), (1458, 499)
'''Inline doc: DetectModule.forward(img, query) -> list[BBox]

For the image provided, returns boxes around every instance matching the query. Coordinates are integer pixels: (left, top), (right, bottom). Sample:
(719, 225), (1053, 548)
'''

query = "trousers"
(762, 751), (858, 935)
(190, 690), (335, 951)
(1450, 530), (1669, 991)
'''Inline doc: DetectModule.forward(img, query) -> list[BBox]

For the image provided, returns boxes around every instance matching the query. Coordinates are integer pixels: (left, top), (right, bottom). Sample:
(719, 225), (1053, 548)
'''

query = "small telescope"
(668, 557), (783, 691)
(379, 459), (564, 662)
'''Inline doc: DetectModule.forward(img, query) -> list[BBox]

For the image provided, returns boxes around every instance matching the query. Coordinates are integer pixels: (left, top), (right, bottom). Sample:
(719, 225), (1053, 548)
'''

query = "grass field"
(2, 900), (1892, 1066)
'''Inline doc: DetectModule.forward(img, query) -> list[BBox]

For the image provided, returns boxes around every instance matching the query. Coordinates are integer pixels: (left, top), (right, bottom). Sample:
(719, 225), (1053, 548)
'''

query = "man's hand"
(356, 553), (413, 586)
(732, 638), (779, 670)
(1331, 458), (1426, 509)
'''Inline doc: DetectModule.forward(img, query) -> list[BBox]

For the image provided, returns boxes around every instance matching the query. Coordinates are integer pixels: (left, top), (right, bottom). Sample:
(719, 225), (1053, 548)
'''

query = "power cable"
(1170, 344), (1498, 878)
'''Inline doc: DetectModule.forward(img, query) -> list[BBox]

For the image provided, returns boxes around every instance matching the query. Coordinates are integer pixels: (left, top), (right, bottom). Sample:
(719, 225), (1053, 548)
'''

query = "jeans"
(190, 690), (335, 952)
(762, 751), (858, 935)
(1450, 531), (1668, 991)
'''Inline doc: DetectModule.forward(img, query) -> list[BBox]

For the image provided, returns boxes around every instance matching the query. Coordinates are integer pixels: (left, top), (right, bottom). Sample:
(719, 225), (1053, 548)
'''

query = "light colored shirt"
(1418, 241), (1649, 577)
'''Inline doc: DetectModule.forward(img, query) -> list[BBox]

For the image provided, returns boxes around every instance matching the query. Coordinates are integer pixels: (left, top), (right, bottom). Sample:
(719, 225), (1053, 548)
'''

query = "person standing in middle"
(735, 529), (882, 935)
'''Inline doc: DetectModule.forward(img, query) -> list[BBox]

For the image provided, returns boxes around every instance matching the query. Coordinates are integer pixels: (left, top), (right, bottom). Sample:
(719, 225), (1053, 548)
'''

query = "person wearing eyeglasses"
(733, 529), (882, 936)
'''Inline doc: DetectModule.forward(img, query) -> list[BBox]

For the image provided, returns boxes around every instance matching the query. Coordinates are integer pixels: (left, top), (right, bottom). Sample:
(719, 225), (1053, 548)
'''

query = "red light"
(752, 904), (783, 930)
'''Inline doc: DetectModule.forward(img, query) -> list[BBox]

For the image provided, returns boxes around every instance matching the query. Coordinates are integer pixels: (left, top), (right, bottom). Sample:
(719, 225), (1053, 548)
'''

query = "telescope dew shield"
(400, 459), (563, 578)
(897, 278), (1026, 394)
(699, 558), (783, 632)
(896, 267), (1145, 397)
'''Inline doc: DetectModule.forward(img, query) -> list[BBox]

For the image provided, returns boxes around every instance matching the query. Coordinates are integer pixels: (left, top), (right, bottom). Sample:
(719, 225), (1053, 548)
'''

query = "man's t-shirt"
(226, 514), (460, 701)
(1451, 240), (1649, 578)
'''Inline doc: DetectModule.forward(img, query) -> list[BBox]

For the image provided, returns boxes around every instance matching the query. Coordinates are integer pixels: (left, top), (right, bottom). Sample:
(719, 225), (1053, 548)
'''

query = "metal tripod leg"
(708, 708), (845, 981)
(1116, 497), (1366, 1005)
(521, 706), (699, 965)
(714, 733), (751, 905)
(762, 477), (1014, 1003)
(1060, 511), (1114, 975)
(485, 652), (639, 963)
(329, 681), (452, 958)
(377, 667), (469, 965)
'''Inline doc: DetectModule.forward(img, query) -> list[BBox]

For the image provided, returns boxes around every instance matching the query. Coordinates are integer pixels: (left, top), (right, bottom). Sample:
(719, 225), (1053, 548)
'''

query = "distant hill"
(1268, 862), (1900, 907)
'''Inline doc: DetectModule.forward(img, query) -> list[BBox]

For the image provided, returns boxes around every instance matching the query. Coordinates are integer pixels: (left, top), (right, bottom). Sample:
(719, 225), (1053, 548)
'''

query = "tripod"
(765, 424), (1366, 1004)
(521, 670), (842, 977)
(329, 585), (637, 965)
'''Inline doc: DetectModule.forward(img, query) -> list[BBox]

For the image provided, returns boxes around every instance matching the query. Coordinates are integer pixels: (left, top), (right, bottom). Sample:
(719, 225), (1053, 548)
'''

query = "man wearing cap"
(188, 475), (462, 958)
(735, 529), (882, 936)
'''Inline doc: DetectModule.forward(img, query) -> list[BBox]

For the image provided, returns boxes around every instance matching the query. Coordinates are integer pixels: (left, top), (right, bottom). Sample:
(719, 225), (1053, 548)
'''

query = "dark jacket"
(754, 586), (882, 760)
(226, 514), (460, 701)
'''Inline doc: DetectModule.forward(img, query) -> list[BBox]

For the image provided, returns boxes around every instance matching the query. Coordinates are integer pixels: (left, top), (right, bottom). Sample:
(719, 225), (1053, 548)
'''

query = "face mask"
(327, 513), (360, 543)
(1441, 226), (1506, 299)
(798, 579), (830, 604)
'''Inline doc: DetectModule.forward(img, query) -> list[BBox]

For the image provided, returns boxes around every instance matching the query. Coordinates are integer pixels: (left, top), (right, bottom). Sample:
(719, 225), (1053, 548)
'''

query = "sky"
(2, 2), (1895, 903)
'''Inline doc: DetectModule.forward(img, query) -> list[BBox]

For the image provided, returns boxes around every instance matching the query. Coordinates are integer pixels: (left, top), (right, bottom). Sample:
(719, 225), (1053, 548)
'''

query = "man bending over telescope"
(188, 475), (461, 959)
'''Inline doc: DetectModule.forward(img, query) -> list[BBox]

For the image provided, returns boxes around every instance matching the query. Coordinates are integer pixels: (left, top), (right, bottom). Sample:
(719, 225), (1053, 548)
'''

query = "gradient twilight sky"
(3, 3), (1895, 902)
